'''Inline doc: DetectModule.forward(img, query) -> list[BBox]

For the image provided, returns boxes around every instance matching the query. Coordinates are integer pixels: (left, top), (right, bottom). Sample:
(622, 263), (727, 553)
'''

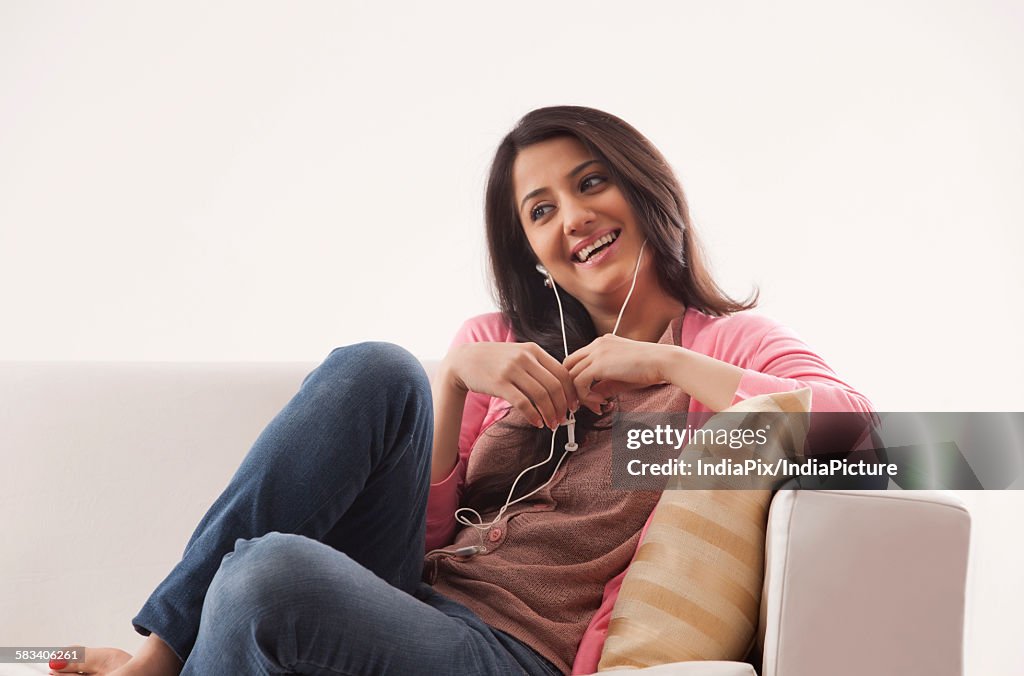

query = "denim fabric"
(132, 342), (560, 676)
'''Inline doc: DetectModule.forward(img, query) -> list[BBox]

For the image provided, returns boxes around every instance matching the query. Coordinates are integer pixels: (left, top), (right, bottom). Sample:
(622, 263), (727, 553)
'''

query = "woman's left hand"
(564, 335), (670, 414)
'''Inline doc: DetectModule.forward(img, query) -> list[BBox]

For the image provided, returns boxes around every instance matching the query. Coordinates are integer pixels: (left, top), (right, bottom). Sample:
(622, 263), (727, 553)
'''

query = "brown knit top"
(425, 320), (690, 674)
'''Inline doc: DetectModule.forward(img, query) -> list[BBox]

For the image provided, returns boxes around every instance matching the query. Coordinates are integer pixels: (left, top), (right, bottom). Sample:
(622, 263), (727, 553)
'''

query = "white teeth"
(575, 231), (619, 262)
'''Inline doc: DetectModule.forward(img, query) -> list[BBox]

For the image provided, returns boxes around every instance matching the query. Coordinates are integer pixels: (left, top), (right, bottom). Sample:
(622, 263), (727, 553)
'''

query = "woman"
(58, 106), (870, 676)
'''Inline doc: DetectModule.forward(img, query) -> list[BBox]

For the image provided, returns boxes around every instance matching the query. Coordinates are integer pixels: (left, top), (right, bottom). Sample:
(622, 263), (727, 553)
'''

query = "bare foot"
(111, 634), (182, 676)
(49, 646), (130, 674)
(50, 635), (181, 676)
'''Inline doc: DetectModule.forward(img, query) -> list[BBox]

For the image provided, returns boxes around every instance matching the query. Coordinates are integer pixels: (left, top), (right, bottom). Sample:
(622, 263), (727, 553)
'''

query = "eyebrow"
(518, 159), (602, 212)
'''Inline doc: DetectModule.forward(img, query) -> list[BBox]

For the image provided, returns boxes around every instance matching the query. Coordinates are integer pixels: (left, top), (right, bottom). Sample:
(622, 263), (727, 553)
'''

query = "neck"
(589, 275), (685, 341)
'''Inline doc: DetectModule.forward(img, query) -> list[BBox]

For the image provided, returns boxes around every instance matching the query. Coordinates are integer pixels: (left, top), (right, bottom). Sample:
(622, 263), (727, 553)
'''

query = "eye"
(580, 174), (607, 192)
(530, 204), (554, 222)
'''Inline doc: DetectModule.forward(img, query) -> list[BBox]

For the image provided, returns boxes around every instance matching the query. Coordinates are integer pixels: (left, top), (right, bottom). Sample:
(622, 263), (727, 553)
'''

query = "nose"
(561, 195), (596, 236)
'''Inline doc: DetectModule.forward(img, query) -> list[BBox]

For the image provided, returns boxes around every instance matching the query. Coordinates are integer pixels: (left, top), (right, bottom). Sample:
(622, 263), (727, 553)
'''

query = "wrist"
(656, 344), (689, 387)
(437, 354), (468, 395)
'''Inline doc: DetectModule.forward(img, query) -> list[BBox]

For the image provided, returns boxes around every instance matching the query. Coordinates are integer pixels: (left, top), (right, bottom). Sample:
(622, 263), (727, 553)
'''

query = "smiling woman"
(456, 108), (773, 521)
(433, 106), (874, 673)
(68, 106), (872, 676)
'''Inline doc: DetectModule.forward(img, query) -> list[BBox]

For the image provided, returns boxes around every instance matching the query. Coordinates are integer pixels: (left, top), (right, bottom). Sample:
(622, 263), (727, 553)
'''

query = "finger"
(566, 349), (596, 381)
(563, 342), (593, 373)
(531, 348), (579, 412)
(510, 368), (563, 429)
(570, 363), (603, 413)
(502, 365), (565, 428)
(569, 356), (597, 400)
(592, 379), (631, 399)
(581, 397), (605, 415)
(525, 350), (577, 419)
(574, 366), (621, 416)
(498, 382), (545, 428)
(509, 346), (572, 426)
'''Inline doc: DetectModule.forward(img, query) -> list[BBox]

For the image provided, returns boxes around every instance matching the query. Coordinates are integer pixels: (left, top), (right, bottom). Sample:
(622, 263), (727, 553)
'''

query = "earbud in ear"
(535, 263), (553, 288)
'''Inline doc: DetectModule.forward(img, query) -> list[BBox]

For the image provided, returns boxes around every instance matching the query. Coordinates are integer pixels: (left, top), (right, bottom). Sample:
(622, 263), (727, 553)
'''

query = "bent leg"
(182, 533), (559, 676)
(133, 343), (434, 663)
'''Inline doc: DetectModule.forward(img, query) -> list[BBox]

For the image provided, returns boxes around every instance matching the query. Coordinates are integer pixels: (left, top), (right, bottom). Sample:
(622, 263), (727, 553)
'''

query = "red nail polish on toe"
(49, 658), (68, 670)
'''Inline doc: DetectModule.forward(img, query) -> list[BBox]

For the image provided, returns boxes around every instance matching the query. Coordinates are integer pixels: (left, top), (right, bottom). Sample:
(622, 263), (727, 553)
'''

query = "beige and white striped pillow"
(598, 388), (811, 671)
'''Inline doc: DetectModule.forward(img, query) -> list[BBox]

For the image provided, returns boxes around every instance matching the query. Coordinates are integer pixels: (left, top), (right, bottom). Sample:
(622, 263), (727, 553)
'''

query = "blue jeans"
(132, 343), (561, 676)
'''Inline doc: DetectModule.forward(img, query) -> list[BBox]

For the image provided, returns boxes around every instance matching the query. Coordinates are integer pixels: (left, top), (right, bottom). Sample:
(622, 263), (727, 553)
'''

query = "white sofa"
(0, 361), (971, 675)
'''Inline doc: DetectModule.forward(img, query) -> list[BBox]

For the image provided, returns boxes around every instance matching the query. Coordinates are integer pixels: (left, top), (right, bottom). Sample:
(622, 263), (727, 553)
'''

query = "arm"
(430, 365), (468, 483)
(424, 315), (508, 552)
(725, 324), (873, 412)
(655, 345), (744, 412)
(425, 362), (473, 552)
(660, 321), (873, 414)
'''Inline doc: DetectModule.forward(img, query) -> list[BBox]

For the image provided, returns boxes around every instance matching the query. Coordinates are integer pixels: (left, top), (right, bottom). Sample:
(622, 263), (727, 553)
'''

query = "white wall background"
(1, 1), (1021, 674)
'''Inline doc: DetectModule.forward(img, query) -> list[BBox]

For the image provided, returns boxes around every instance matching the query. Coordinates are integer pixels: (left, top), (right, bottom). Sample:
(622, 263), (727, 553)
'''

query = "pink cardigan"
(425, 308), (872, 675)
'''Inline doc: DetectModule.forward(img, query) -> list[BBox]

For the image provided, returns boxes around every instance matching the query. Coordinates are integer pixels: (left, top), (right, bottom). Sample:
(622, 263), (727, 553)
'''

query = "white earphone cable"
(452, 239), (648, 538)
(612, 239), (647, 336)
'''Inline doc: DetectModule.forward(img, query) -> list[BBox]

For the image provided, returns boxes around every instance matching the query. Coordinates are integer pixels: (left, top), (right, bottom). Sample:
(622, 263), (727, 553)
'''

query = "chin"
(573, 273), (636, 302)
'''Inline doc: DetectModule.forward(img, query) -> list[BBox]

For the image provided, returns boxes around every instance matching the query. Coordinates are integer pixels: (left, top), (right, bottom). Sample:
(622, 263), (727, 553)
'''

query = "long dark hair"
(463, 106), (757, 513)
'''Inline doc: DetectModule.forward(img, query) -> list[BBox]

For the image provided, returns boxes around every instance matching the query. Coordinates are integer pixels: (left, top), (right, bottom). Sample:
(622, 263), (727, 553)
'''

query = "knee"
(317, 342), (431, 403)
(202, 533), (372, 661)
(205, 533), (325, 624)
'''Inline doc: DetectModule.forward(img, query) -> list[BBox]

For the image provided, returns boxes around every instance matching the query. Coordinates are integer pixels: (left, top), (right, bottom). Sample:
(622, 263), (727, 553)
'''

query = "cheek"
(525, 230), (558, 262)
(602, 189), (636, 222)
(520, 230), (541, 258)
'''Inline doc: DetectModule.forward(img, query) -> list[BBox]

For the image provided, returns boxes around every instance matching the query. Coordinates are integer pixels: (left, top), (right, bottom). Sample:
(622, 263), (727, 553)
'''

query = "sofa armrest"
(603, 661), (755, 676)
(759, 490), (970, 676)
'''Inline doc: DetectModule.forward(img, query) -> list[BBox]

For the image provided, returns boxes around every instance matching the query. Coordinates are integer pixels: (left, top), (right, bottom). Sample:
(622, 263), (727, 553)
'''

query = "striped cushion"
(598, 389), (811, 670)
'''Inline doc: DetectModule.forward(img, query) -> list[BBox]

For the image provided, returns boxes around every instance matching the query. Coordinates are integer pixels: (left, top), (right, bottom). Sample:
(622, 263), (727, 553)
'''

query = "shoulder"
(682, 308), (793, 361)
(449, 312), (515, 347)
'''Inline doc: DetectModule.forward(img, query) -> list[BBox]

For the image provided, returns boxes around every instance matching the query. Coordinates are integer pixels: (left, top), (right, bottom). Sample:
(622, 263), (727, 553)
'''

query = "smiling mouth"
(573, 230), (621, 263)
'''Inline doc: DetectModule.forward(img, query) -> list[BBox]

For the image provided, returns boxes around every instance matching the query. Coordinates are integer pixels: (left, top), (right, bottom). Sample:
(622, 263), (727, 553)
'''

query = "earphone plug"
(454, 545), (484, 557)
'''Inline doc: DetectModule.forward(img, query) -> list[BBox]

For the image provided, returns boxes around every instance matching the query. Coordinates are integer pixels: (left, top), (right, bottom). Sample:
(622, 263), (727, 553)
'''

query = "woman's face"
(512, 136), (647, 312)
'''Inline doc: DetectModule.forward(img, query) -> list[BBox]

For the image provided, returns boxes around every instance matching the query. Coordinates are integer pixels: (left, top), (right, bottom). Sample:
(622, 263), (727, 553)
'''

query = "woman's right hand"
(443, 342), (579, 429)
